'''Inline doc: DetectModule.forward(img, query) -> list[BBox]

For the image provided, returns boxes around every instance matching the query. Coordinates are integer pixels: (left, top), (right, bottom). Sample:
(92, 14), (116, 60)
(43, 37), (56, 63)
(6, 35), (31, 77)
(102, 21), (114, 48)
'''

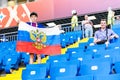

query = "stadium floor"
(0, 38), (88, 80)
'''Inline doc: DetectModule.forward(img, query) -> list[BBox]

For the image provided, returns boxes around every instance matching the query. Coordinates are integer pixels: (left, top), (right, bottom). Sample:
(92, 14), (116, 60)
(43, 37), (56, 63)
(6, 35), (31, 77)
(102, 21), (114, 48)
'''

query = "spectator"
(27, 12), (44, 64)
(94, 19), (119, 44)
(107, 7), (115, 26)
(114, 16), (120, 25)
(82, 15), (93, 38)
(71, 10), (78, 31)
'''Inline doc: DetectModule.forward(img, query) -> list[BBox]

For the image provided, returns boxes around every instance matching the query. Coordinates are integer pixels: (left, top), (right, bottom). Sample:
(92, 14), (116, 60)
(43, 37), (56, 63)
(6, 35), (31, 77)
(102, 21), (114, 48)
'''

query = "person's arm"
(94, 37), (101, 44)
(94, 31), (101, 44)
(89, 20), (93, 26)
(37, 23), (45, 28)
(109, 29), (119, 39)
(56, 25), (65, 33)
(93, 31), (107, 44)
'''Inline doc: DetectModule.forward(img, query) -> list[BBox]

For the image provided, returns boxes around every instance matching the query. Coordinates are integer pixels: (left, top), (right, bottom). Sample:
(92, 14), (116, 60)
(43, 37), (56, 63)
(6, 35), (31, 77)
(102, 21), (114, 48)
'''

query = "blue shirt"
(94, 29), (116, 40)
(26, 22), (45, 28)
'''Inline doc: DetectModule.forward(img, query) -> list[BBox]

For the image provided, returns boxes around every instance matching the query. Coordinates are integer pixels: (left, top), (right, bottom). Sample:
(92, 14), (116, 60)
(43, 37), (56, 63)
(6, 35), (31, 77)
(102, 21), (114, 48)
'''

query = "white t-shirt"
(82, 20), (92, 29)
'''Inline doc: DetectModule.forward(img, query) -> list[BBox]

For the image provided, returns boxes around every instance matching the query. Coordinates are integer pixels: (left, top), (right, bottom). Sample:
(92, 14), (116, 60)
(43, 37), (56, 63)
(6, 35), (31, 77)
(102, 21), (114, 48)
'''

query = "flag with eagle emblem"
(16, 22), (61, 55)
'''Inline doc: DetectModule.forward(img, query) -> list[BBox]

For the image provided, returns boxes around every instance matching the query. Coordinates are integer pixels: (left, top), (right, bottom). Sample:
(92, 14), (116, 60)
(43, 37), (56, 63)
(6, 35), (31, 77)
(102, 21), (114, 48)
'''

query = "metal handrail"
(60, 21), (82, 26)
(0, 31), (18, 35)
(0, 21), (83, 42)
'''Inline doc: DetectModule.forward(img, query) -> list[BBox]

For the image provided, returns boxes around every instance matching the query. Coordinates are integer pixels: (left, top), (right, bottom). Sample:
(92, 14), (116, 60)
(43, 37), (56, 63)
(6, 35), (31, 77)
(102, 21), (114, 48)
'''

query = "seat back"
(94, 74), (120, 80)
(50, 61), (78, 79)
(22, 67), (47, 80)
(55, 75), (93, 80)
(79, 58), (111, 76)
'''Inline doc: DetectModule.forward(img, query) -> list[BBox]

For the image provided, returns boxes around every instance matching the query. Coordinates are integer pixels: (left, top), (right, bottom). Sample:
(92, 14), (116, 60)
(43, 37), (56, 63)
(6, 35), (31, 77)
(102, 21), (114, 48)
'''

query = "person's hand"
(94, 39), (101, 44)
(109, 35), (115, 39)
(105, 41), (109, 49)
(109, 34), (119, 39)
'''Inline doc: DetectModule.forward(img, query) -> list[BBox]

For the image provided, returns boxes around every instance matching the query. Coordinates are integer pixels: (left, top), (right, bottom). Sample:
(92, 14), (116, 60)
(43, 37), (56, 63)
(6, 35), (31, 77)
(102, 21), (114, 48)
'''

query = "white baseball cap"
(71, 10), (77, 14)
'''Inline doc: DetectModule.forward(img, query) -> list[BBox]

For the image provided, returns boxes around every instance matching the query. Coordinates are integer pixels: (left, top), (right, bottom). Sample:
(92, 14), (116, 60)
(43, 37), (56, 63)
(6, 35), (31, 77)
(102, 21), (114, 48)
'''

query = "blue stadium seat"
(87, 44), (105, 52)
(87, 38), (94, 44)
(55, 75), (93, 80)
(66, 32), (77, 44)
(47, 54), (68, 64)
(94, 74), (120, 80)
(79, 42), (88, 50)
(93, 49), (120, 64)
(3, 54), (20, 73)
(114, 62), (120, 73)
(60, 33), (69, 48)
(21, 52), (30, 65)
(66, 48), (85, 60)
(69, 52), (92, 61)
(74, 31), (82, 40)
(22, 67), (47, 80)
(66, 47), (84, 53)
(39, 78), (50, 80)
(26, 63), (50, 75)
(50, 61), (78, 79)
(79, 58), (111, 76)
(112, 27), (120, 36)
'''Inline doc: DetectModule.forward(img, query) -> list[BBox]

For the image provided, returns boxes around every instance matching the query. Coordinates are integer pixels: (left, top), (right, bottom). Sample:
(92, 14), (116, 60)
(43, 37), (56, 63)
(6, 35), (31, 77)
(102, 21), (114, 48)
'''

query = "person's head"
(71, 10), (77, 15)
(100, 19), (107, 29)
(107, 7), (112, 11)
(84, 15), (89, 20)
(115, 16), (120, 20)
(30, 12), (38, 22)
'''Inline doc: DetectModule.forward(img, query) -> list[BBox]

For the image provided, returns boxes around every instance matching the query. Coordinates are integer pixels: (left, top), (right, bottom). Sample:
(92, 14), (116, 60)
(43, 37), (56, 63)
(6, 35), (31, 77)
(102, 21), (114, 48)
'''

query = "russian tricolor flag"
(16, 22), (61, 55)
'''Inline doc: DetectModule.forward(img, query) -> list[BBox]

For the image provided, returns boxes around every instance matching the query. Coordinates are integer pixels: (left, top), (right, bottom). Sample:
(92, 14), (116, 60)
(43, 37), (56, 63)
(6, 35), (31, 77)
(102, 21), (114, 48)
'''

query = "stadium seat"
(66, 48), (85, 60)
(74, 31), (82, 41)
(21, 52), (30, 65)
(55, 75), (93, 80)
(78, 58), (111, 76)
(66, 32), (77, 44)
(79, 42), (88, 50)
(87, 38), (94, 44)
(112, 27), (120, 36)
(3, 54), (20, 73)
(69, 52), (92, 61)
(94, 74), (120, 80)
(26, 63), (50, 75)
(93, 49), (120, 64)
(47, 54), (68, 64)
(39, 78), (50, 80)
(22, 67), (47, 80)
(51, 59), (80, 69)
(50, 61), (78, 79)
(114, 62), (120, 73)
(60, 33), (69, 48)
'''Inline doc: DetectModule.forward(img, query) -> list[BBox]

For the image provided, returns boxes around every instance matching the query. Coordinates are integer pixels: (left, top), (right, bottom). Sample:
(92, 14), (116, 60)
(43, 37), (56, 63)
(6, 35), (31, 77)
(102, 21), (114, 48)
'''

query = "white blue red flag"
(16, 22), (61, 55)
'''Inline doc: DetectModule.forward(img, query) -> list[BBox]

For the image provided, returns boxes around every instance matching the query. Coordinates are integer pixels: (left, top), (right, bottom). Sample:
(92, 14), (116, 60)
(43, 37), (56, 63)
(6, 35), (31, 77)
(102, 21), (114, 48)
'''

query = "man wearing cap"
(71, 10), (78, 31)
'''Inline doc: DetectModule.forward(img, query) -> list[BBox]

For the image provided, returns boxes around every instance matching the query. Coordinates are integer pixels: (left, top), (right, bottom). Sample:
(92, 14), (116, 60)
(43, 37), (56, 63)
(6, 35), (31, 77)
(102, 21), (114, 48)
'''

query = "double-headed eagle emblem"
(30, 29), (47, 49)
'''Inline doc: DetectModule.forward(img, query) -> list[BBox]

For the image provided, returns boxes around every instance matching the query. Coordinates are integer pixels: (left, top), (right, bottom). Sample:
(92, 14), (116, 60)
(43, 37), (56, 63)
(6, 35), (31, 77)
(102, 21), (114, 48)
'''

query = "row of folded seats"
(0, 41), (47, 74)
(60, 31), (82, 48)
(0, 41), (19, 73)
(0, 41), (33, 73)
(22, 56), (120, 80)
(22, 37), (120, 80)
(0, 31), (82, 74)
